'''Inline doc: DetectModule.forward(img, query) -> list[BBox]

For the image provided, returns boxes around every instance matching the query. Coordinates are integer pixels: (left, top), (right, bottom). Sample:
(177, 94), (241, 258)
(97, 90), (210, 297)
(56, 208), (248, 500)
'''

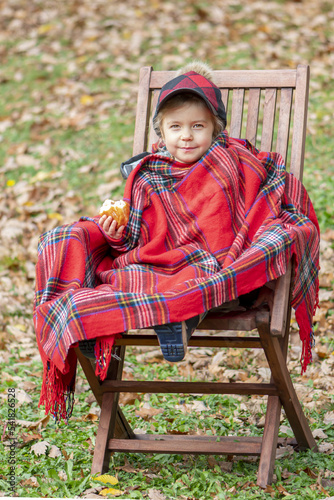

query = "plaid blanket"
(34, 132), (319, 420)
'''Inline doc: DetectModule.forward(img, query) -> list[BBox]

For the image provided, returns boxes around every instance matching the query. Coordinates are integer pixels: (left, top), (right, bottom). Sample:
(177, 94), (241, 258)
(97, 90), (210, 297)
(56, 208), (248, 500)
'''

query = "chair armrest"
(270, 260), (293, 337)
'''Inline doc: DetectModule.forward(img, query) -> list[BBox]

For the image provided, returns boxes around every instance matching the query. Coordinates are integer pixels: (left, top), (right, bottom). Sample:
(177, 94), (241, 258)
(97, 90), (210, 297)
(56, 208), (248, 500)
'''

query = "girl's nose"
(181, 129), (193, 141)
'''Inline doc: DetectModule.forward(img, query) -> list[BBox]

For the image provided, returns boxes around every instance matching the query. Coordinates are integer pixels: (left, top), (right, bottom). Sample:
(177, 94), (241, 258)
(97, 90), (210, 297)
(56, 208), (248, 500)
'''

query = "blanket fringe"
(94, 335), (121, 380)
(39, 360), (75, 422)
(295, 305), (315, 374)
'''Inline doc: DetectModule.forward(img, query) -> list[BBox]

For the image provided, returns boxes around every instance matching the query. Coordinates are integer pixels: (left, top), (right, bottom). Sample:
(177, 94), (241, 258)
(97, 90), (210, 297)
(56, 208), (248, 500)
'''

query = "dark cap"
(153, 71), (226, 132)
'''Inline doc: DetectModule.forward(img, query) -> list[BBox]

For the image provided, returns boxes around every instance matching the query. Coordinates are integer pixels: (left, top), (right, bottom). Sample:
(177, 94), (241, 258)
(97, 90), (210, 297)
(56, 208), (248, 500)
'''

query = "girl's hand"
(99, 215), (125, 239)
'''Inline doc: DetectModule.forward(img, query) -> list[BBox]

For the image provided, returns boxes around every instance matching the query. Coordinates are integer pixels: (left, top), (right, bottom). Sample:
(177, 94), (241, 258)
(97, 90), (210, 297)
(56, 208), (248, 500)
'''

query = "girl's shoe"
(154, 313), (206, 362)
(78, 339), (96, 359)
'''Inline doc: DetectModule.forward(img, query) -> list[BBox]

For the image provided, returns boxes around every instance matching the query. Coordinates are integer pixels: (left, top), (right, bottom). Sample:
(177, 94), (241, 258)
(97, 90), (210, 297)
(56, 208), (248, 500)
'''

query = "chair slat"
(102, 380), (278, 396)
(275, 88), (293, 163)
(245, 88), (261, 146)
(230, 88), (245, 138)
(290, 65), (310, 179)
(150, 69), (297, 89)
(133, 66), (153, 155)
(108, 437), (262, 456)
(261, 88), (277, 152)
(148, 90), (159, 151)
(221, 88), (229, 114)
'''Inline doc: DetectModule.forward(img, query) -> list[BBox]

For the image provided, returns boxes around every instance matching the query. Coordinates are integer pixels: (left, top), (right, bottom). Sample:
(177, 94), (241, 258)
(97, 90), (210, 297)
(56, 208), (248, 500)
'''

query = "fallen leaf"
(148, 489), (167, 500)
(276, 484), (291, 496)
(312, 428), (328, 439)
(20, 476), (39, 487)
(135, 407), (164, 420)
(15, 415), (50, 430)
(115, 457), (136, 473)
(323, 411), (334, 425)
(302, 467), (318, 479)
(49, 445), (62, 458)
(21, 432), (42, 443)
(21, 380), (37, 391)
(31, 440), (49, 456)
(94, 474), (118, 486)
(15, 389), (33, 405)
(99, 488), (123, 496)
(119, 392), (141, 405)
(264, 485), (275, 493)
(276, 445), (294, 459)
(80, 95), (95, 106)
(318, 443), (334, 453)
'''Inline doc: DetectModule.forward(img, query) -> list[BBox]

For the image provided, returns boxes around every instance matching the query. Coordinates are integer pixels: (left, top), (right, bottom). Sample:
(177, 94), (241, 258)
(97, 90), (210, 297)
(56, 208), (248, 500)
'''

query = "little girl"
(99, 63), (228, 362)
(97, 62), (273, 362)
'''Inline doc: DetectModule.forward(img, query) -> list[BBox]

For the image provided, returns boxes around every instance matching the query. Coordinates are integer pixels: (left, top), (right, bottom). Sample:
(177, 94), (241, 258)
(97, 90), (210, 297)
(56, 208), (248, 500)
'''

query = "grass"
(1, 346), (334, 499)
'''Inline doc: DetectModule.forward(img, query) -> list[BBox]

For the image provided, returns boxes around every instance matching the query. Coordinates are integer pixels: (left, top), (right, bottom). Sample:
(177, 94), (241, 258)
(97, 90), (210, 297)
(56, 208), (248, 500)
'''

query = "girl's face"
(161, 101), (215, 164)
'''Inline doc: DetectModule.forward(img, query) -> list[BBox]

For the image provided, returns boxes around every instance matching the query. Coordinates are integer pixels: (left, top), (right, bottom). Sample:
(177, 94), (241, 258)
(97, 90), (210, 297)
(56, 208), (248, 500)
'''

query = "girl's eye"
(193, 123), (204, 129)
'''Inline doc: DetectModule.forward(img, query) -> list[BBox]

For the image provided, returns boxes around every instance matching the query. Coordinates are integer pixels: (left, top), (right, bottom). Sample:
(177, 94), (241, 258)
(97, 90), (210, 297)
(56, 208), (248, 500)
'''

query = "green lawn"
(1, 0), (333, 498)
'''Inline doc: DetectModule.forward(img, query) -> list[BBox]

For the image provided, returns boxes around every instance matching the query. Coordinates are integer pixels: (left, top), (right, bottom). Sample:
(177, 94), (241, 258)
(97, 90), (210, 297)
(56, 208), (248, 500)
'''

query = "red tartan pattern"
(34, 133), (320, 420)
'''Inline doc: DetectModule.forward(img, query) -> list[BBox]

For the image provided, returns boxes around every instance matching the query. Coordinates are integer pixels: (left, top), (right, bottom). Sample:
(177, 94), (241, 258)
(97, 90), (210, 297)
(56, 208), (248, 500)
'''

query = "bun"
(99, 199), (130, 228)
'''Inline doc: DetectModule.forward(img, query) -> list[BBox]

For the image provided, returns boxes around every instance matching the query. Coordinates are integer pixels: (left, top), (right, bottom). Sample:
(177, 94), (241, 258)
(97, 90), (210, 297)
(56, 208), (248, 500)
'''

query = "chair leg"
(257, 315), (291, 488)
(256, 311), (317, 452)
(91, 391), (118, 474)
(90, 345), (126, 475)
(76, 345), (132, 475)
(257, 395), (282, 488)
(75, 345), (133, 442)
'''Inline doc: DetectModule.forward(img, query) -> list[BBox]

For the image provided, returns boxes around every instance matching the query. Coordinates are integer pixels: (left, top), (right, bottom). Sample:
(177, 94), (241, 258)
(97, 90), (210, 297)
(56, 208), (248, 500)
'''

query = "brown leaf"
(21, 432), (42, 443)
(116, 457), (136, 474)
(20, 477), (38, 487)
(135, 407), (164, 420)
(276, 484), (292, 496)
(15, 415), (50, 430)
(264, 484), (275, 493)
(119, 392), (141, 406)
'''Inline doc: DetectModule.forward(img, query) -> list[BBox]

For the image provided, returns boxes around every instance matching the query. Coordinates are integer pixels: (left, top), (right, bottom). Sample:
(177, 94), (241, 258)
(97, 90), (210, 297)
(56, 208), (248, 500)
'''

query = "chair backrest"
(132, 65), (310, 181)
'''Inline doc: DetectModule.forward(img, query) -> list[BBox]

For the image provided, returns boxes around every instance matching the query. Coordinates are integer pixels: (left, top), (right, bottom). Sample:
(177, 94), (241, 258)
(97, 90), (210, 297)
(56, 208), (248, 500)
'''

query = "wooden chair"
(75, 64), (317, 488)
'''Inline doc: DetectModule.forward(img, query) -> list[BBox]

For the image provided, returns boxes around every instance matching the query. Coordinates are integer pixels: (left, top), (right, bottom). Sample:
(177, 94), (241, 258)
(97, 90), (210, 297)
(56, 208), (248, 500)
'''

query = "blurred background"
(0, 1), (333, 497)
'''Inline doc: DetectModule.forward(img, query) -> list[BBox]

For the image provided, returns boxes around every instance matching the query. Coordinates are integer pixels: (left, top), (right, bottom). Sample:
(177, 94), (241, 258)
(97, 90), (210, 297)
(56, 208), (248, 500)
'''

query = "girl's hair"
(153, 92), (225, 139)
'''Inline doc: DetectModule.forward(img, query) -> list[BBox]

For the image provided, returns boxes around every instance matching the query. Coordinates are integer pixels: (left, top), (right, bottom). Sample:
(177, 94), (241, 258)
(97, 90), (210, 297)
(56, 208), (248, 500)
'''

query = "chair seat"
(115, 306), (268, 348)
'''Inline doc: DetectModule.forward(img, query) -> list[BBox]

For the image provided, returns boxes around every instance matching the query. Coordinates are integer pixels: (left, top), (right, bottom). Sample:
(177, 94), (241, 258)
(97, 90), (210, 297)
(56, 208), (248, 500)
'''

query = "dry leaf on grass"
(324, 411), (334, 425)
(99, 488), (123, 497)
(148, 489), (167, 500)
(276, 484), (292, 496)
(49, 444), (62, 458)
(30, 440), (49, 456)
(115, 457), (137, 473)
(21, 432), (42, 443)
(15, 415), (50, 430)
(135, 407), (164, 420)
(94, 474), (118, 486)
(15, 389), (33, 404)
(312, 428), (328, 439)
(275, 445), (294, 459)
(20, 477), (38, 488)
